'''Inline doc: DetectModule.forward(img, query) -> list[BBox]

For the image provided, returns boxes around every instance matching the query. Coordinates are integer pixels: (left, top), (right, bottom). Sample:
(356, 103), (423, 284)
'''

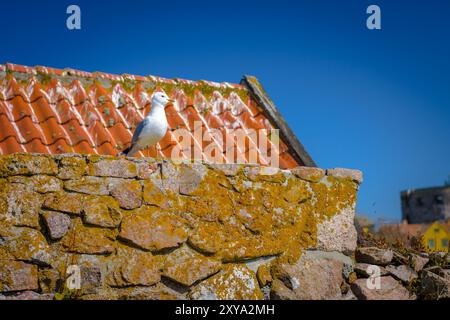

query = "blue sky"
(1, 0), (449, 222)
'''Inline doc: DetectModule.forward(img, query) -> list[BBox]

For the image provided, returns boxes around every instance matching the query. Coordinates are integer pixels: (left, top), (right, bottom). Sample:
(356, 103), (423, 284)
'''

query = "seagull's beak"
(167, 98), (175, 105)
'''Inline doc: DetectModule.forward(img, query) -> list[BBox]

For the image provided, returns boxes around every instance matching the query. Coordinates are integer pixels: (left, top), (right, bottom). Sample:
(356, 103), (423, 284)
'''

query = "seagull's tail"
(117, 146), (132, 157)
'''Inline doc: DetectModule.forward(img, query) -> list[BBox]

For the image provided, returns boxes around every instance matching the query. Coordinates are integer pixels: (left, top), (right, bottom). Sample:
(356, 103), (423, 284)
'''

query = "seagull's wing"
(131, 118), (148, 145)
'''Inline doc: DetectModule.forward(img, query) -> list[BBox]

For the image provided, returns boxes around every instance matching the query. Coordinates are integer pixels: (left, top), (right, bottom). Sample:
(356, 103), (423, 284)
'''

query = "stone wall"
(0, 153), (362, 300)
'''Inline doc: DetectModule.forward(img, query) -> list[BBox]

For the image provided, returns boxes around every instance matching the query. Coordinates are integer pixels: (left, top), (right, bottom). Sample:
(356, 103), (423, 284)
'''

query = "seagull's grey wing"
(131, 118), (148, 145)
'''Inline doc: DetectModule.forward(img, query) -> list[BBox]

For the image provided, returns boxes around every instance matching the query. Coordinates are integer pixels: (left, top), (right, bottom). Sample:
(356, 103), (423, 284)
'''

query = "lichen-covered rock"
(142, 179), (167, 207)
(107, 246), (162, 287)
(0, 153), (363, 300)
(348, 272), (357, 284)
(8, 175), (62, 193)
(386, 265), (418, 283)
(163, 244), (221, 286)
(49, 254), (108, 295)
(270, 279), (297, 300)
(327, 168), (363, 184)
(64, 176), (111, 195)
(135, 160), (159, 180)
(0, 290), (54, 300)
(61, 219), (115, 254)
(251, 167), (286, 183)
(160, 160), (181, 193)
(42, 210), (72, 240)
(43, 192), (85, 215)
(271, 251), (344, 300)
(39, 268), (61, 293)
(57, 154), (87, 180)
(188, 222), (226, 254)
(121, 283), (187, 300)
(256, 264), (272, 287)
(189, 264), (263, 300)
(208, 163), (242, 176)
(314, 196), (357, 254)
(0, 226), (51, 266)
(119, 207), (187, 251)
(0, 183), (43, 228)
(282, 178), (311, 204)
(351, 276), (415, 300)
(178, 164), (207, 195)
(79, 266), (103, 294)
(87, 158), (137, 178)
(355, 247), (393, 265)
(0, 261), (38, 292)
(82, 196), (122, 228)
(306, 175), (358, 256)
(0, 154), (57, 177)
(291, 167), (325, 183)
(82, 283), (186, 300)
(110, 180), (142, 210)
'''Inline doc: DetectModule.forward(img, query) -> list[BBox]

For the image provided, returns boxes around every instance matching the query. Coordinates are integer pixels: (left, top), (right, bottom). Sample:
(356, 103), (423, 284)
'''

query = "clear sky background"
(1, 0), (449, 223)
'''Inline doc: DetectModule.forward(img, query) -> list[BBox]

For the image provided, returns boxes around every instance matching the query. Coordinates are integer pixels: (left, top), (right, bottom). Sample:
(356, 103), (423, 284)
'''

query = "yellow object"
(422, 222), (450, 252)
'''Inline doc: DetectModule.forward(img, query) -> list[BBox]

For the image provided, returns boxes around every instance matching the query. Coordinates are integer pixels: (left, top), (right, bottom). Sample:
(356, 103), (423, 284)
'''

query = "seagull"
(119, 92), (173, 157)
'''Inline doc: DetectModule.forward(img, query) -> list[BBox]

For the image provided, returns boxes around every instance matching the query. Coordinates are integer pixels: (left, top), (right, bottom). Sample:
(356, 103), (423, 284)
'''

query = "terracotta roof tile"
(0, 113), (20, 143)
(96, 141), (117, 155)
(17, 116), (48, 144)
(0, 63), (310, 168)
(0, 137), (24, 153)
(32, 97), (57, 123)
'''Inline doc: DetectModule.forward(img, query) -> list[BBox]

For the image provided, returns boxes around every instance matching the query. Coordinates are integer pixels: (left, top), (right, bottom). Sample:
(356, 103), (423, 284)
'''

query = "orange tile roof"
(0, 63), (313, 169)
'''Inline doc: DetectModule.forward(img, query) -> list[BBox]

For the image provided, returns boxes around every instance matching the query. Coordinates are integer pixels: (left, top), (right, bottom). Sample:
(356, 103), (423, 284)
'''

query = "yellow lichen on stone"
(43, 192), (85, 215)
(163, 244), (221, 286)
(83, 195), (122, 228)
(188, 222), (227, 254)
(0, 153), (361, 300)
(107, 245), (162, 287)
(256, 264), (273, 287)
(310, 176), (358, 218)
(0, 183), (43, 228)
(119, 206), (188, 251)
(57, 156), (87, 180)
(64, 176), (110, 195)
(8, 175), (61, 193)
(0, 153), (57, 177)
(143, 179), (168, 207)
(179, 169), (320, 263)
(61, 218), (116, 254)
(189, 264), (263, 300)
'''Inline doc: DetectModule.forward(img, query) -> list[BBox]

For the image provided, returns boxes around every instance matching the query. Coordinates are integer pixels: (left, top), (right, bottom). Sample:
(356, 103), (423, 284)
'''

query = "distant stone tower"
(401, 185), (450, 224)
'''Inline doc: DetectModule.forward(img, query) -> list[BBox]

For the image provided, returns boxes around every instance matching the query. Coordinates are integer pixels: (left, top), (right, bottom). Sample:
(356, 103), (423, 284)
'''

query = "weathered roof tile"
(0, 63), (312, 168)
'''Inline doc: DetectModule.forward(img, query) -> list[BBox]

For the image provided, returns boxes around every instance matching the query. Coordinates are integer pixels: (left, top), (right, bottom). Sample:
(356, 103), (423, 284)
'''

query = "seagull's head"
(152, 92), (174, 107)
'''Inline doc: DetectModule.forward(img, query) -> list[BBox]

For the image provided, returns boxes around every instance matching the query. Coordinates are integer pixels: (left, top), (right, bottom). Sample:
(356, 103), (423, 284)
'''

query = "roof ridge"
(1, 62), (244, 90)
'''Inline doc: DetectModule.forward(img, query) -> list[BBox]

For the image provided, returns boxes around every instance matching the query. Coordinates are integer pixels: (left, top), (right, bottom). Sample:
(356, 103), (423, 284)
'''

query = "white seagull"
(119, 92), (173, 157)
